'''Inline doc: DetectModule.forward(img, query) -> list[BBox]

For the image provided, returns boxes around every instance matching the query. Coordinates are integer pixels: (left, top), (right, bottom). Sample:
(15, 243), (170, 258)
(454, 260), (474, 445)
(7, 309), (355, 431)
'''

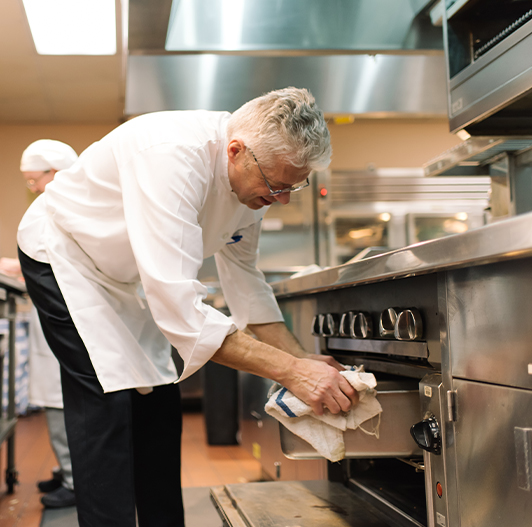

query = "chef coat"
(28, 305), (63, 408)
(18, 110), (284, 392)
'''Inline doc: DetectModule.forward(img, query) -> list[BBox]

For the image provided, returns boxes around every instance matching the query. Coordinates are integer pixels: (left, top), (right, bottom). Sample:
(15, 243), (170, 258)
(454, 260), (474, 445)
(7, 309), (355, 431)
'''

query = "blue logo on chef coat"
(226, 234), (243, 245)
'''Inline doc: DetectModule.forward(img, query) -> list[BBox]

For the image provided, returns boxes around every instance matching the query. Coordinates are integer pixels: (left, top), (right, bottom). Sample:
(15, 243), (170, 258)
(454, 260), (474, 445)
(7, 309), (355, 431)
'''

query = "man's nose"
(274, 192), (291, 205)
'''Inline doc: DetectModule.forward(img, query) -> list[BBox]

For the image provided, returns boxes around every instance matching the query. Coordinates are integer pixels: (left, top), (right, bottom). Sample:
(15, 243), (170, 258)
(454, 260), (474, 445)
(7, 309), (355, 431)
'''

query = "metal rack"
(0, 274), (26, 493)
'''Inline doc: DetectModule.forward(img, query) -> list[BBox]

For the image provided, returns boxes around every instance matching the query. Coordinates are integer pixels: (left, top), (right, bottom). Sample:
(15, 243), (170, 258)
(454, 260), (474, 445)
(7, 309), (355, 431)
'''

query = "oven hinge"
(446, 390), (457, 422)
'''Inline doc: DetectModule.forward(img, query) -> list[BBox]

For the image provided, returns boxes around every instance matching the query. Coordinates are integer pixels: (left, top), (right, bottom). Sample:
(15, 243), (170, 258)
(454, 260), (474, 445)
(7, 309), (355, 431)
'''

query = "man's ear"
(227, 139), (245, 164)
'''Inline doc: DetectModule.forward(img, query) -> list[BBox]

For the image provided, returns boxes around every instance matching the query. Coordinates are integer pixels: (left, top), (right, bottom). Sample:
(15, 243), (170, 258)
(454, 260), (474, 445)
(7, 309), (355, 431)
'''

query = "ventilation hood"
(125, 0), (448, 117)
(126, 54), (448, 116)
(163, 0), (441, 53)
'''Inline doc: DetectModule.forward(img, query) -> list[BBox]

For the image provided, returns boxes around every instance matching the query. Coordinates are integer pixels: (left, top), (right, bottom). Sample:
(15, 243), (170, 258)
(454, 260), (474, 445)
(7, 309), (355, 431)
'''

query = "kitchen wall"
(0, 123), (116, 258)
(0, 117), (462, 258)
(328, 117), (461, 170)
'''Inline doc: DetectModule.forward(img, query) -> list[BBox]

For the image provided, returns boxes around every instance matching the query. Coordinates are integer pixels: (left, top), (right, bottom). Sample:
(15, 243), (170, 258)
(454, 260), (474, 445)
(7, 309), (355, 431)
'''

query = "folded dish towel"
(265, 365), (383, 462)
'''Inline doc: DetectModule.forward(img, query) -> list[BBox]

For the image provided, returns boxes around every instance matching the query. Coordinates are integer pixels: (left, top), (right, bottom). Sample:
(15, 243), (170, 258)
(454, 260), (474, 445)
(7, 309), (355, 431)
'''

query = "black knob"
(410, 416), (441, 455)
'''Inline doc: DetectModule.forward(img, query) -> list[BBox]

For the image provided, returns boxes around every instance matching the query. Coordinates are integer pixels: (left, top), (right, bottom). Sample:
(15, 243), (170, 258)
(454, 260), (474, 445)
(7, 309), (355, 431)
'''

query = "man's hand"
(306, 353), (345, 372)
(282, 357), (359, 416)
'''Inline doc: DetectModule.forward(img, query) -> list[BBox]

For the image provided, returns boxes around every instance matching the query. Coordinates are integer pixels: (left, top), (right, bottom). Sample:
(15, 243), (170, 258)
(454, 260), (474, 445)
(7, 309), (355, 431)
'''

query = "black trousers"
(18, 248), (185, 527)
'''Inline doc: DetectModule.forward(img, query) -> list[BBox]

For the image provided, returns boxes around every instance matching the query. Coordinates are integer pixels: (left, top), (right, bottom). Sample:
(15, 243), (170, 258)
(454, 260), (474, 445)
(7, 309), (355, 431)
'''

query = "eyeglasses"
(247, 148), (310, 196)
(25, 170), (51, 190)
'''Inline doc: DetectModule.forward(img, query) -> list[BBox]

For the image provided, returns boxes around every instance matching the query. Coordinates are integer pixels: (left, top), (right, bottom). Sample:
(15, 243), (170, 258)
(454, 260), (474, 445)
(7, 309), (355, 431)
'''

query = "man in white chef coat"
(17, 87), (358, 527)
(1, 140), (78, 509)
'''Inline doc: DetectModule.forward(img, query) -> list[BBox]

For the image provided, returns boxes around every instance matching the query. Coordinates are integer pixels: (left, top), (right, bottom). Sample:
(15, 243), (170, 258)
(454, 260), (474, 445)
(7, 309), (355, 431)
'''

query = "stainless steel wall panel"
(446, 257), (532, 390)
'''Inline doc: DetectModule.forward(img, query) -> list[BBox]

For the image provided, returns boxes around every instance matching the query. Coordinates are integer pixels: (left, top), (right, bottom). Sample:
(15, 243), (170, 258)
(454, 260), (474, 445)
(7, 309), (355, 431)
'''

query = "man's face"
(227, 141), (310, 210)
(22, 170), (55, 195)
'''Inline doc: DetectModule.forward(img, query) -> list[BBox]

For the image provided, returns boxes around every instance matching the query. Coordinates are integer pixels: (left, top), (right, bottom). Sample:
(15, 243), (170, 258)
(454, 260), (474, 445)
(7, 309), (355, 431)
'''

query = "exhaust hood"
(164, 0), (442, 53)
(125, 54), (448, 116)
(126, 0), (448, 117)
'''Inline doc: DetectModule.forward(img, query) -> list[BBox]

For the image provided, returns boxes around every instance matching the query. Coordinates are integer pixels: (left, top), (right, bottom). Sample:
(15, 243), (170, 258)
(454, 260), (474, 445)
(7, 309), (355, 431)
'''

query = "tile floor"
(0, 409), (262, 527)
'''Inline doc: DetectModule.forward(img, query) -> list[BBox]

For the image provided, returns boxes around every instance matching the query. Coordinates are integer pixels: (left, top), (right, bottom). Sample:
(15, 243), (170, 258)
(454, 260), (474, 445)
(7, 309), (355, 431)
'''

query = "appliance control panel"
(312, 307), (423, 342)
(303, 272), (440, 368)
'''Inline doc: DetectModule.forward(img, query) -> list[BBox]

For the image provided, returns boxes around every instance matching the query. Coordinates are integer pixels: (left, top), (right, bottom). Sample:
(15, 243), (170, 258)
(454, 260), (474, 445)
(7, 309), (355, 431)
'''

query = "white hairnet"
(20, 139), (78, 172)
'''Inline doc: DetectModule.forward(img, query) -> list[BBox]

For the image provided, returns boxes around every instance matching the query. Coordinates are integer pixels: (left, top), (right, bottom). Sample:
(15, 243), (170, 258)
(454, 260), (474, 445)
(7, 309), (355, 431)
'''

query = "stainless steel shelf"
(424, 136), (532, 177)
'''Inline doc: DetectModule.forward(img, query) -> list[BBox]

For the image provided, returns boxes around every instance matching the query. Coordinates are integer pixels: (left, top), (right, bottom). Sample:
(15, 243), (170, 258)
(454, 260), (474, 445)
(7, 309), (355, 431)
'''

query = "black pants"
(18, 248), (185, 527)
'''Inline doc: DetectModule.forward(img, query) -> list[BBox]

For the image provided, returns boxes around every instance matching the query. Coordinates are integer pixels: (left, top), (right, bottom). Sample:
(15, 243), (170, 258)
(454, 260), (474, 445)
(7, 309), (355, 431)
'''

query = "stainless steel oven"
(211, 212), (532, 527)
(441, 0), (532, 134)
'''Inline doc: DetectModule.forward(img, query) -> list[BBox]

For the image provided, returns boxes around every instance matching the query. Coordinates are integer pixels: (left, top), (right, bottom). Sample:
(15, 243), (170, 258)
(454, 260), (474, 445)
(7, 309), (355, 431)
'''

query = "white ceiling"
(0, 0), (126, 124)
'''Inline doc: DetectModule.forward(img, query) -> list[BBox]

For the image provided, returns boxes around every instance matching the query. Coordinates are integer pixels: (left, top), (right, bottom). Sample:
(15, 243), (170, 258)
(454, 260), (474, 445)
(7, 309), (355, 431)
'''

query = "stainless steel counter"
(272, 211), (532, 298)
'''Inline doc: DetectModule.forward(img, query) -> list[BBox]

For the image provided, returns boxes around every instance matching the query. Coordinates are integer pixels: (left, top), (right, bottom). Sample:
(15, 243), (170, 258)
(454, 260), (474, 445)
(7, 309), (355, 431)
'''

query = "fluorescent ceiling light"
(22, 0), (116, 55)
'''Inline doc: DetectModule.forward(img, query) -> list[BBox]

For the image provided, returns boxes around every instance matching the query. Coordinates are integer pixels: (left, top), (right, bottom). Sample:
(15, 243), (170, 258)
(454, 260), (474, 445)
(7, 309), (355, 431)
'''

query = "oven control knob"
(351, 312), (373, 339)
(410, 416), (441, 455)
(322, 313), (339, 337)
(379, 307), (400, 337)
(311, 314), (322, 336)
(339, 312), (354, 337)
(394, 308), (423, 341)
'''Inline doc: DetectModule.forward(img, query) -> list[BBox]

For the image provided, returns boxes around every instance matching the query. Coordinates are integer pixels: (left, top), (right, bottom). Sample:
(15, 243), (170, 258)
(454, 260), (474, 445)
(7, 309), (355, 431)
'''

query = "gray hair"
(227, 87), (332, 171)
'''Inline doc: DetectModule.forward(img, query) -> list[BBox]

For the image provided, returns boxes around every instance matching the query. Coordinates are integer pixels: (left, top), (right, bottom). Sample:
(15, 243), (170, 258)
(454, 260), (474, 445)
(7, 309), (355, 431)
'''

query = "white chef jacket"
(17, 110), (284, 393)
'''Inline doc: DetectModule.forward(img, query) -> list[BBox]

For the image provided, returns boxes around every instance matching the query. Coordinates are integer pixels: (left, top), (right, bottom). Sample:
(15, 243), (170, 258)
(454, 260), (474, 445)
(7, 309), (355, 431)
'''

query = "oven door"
(211, 479), (425, 527)
(279, 379), (422, 460)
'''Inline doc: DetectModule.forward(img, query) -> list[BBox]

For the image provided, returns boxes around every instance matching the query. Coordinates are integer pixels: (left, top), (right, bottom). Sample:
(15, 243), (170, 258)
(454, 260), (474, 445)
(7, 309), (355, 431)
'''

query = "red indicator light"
(319, 187), (328, 197)
(436, 482), (443, 498)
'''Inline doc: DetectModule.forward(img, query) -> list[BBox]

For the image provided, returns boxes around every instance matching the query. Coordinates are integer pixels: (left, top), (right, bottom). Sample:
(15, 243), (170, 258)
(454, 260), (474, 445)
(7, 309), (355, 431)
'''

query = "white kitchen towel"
(265, 365), (383, 462)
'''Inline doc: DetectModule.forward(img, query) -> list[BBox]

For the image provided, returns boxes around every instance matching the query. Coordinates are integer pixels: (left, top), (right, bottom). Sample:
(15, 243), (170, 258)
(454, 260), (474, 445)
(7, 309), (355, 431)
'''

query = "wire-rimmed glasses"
(247, 147), (309, 196)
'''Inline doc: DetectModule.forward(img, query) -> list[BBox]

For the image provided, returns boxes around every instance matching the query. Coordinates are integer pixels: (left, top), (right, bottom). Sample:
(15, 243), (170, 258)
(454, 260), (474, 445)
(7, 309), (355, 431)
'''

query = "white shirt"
(18, 110), (283, 392)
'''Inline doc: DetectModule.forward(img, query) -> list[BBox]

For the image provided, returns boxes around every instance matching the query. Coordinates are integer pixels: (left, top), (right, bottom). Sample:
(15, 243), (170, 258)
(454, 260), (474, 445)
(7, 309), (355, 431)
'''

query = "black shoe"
(37, 471), (63, 493)
(41, 486), (76, 509)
